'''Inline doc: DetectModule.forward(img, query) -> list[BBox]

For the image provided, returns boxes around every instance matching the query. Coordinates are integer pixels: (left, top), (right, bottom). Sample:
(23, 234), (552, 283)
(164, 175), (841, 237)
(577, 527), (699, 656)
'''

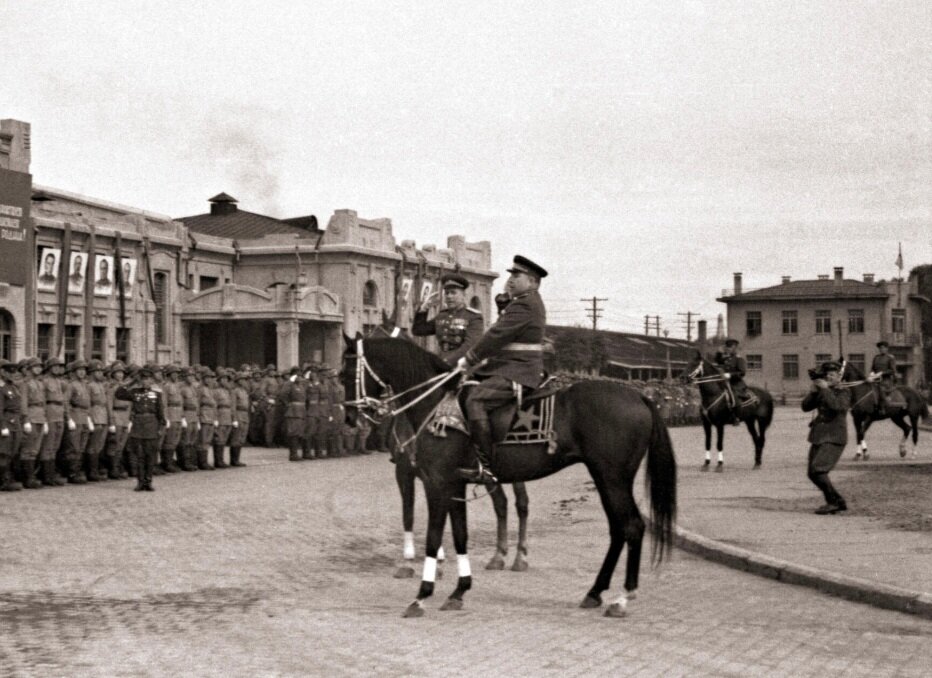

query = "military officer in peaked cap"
(413, 273), (485, 365)
(115, 366), (166, 491)
(457, 255), (548, 483)
(870, 340), (898, 415)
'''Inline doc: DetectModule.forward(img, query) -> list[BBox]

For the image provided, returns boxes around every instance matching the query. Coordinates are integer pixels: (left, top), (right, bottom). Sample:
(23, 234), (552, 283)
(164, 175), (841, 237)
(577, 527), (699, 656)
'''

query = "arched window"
(362, 280), (378, 308)
(0, 311), (13, 361)
(469, 296), (482, 311)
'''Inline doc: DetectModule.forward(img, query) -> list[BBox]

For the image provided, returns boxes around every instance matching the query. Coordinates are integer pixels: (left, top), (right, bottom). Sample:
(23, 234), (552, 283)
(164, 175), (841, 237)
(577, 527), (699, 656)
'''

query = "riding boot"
(86, 453), (101, 481)
(230, 447), (246, 467)
(288, 437), (301, 461)
(42, 459), (67, 486)
(0, 460), (23, 491)
(19, 458), (43, 489)
(161, 448), (178, 473)
(457, 419), (497, 483)
(213, 444), (228, 469)
(68, 457), (87, 484)
(198, 447), (215, 470)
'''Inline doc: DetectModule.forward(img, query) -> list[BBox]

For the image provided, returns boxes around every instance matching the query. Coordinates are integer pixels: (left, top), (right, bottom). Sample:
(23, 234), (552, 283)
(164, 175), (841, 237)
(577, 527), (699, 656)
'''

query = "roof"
(718, 278), (889, 302)
(177, 209), (317, 240)
(545, 325), (696, 371)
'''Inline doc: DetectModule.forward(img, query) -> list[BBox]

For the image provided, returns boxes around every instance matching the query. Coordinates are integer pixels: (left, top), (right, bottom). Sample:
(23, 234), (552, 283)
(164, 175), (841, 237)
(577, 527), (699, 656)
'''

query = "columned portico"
(276, 319), (300, 370)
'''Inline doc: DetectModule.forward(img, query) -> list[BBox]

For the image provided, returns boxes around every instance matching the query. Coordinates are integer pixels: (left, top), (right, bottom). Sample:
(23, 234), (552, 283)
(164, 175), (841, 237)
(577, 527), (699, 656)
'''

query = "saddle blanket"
(426, 389), (559, 449)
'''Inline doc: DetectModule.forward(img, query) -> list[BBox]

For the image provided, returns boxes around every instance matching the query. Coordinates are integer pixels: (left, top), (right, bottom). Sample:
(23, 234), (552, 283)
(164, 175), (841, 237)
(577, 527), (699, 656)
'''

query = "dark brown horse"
(343, 334), (676, 618)
(839, 361), (929, 459)
(681, 352), (774, 471)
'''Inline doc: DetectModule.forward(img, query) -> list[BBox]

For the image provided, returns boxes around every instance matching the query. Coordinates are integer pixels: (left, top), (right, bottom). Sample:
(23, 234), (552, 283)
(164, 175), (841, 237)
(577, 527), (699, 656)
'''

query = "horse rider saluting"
(455, 255), (547, 483)
(715, 338), (749, 425)
(870, 340), (897, 415)
(412, 273), (484, 365)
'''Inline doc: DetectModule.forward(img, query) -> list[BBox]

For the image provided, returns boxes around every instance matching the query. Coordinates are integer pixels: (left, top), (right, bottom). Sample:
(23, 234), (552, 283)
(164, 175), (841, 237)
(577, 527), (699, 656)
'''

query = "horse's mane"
(842, 360), (866, 381)
(363, 335), (452, 386)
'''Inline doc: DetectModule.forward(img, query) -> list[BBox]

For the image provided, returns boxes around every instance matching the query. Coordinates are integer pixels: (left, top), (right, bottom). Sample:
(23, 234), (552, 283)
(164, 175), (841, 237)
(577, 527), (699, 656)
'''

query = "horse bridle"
(685, 360), (728, 385)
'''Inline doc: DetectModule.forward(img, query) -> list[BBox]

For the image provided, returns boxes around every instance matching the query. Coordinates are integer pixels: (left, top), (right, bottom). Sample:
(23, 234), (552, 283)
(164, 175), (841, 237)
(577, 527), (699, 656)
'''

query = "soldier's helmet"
(163, 364), (180, 376)
(0, 358), (12, 371)
(87, 359), (105, 373)
(67, 359), (88, 373)
(44, 356), (65, 371)
(108, 360), (127, 376)
(23, 357), (43, 370)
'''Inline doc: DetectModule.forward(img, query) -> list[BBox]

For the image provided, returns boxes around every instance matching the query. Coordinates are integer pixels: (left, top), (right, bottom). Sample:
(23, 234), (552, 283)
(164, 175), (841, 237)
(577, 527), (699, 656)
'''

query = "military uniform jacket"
(715, 354), (747, 384)
(87, 380), (110, 425)
(801, 385), (850, 446)
(280, 379), (308, 419)
(328, 381), (345, 418)
(109, 382), (131, 426)
(305, 381), (321, 416)
(412, 305), (484, 363)
(160, 381), (183, 422)
(24, 377), (47, 424)
(871, 354), (897, 378)
(213, 387), (233, 425)
(198, 386), (217, 422)
(180, 383), (200, 415)
(43, 375), (68, 421)
(114, 386), (166, 440)
(233, 386), (250, 423)
(68, 379), (91, 425)
(0, 381), (22, 431)
(465, 289), (546, 388)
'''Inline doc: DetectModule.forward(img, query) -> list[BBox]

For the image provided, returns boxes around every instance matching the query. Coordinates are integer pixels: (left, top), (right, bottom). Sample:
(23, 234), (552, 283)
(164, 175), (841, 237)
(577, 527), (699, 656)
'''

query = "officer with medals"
(456, 255), (547, 483)
(870, 340), (897, 415)
(115, 366), (167, 492)
(412, 273), (485, 364)
(802, 360), (850, 514)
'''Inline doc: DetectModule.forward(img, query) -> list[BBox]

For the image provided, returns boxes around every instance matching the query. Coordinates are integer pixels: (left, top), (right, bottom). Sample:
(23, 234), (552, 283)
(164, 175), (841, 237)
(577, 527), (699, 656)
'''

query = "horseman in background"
(870, 340), (897, 416)
(714, 338), (749, 425)
(456, 255), (547, 484)
(412, 273), (484, 365)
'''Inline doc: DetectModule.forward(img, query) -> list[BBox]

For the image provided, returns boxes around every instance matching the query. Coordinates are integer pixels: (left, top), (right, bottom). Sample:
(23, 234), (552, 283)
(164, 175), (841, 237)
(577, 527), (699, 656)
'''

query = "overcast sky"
(3, 1), (929, 336)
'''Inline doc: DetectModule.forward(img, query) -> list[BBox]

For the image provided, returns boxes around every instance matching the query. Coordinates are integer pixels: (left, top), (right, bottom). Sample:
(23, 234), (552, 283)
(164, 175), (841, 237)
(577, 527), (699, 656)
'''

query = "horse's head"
(839, 358), (865, 382)
(341, 332), (389, 426)
(680, 350), (707, 383)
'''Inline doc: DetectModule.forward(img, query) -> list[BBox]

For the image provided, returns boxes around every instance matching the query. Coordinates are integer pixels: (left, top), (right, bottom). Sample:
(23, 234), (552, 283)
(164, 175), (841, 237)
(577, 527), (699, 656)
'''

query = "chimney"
(817, 274), (829, 280)
(833, 266), (844, 284)
(697, 319), (708, 347)
(863, 273), (875, 283)
(208, 192), (238, 216)
(781, 275), (791, 284)
(733, 272), (743, 295)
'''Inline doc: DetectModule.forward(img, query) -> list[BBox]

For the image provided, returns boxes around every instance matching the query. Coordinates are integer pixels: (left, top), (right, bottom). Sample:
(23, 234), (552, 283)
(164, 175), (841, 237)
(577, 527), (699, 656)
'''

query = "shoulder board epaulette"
(466, 307), (482, 314)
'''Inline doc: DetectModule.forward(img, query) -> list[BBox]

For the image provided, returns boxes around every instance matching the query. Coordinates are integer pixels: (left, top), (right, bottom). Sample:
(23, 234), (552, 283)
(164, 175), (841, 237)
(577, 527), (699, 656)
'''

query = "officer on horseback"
(455, 255), (547, 483)
(715, 338), (749, 425)
(412, 273), (484, 364)
(870, 340), (897, 415)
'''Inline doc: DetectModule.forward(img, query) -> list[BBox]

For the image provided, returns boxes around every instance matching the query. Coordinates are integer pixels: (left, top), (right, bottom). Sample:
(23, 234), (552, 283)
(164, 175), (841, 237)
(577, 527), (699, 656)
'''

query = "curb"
(672, 524), (932, 620)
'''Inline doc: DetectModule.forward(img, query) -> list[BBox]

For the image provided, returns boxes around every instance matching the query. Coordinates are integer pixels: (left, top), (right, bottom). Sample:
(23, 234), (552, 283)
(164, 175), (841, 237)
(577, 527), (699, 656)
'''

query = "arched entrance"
(0, 310), (15, 361)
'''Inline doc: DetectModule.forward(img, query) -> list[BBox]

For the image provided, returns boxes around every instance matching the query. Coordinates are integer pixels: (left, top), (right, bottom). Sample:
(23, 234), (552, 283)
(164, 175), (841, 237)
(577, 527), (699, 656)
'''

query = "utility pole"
(581, 296), (607, 331)
(677, 311), (699, 341)
(644, 315), (661, 336)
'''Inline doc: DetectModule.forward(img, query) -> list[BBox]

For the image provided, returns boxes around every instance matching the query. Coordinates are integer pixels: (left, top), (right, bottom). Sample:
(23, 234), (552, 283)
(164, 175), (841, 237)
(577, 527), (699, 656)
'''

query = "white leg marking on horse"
(422, 556), (437, 583)
(437, 545), (445, 562)
(717, 451), (724, 463)
(403, 532), (415, 560)
(457, 554), (472, 578)
(704, 451), (711, 462)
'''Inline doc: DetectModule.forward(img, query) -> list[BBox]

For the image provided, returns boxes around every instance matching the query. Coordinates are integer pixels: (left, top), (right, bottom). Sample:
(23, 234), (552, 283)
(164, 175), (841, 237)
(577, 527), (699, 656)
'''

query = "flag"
(55, 222), (72, 358)
(895, 242), (903, 270)
(114, 232), (126, 329)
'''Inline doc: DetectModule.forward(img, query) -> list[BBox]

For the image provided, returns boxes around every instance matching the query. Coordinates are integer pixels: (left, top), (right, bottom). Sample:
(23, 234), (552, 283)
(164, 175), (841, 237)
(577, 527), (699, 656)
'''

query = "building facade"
(0, 118), (496, 369)
(718, 269), (927, 397)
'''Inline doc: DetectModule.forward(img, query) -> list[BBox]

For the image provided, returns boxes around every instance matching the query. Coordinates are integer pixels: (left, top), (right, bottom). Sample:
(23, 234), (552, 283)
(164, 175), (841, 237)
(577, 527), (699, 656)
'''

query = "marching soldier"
(280, 366), (308, 462)
(197, 368), (218, 470)
(802, 360), (850, 514)
(0, 360), (24, 491)
(714, 338), (749, 424)
(85, 360), (110, 481)
(870, 340), (898, 415)
(412, 273), (485, 364)
(105, 361), (131, 479)
(159, 365), (184, 473)
(457, 255), (548, 483)
(115, 366), (166, 492)
(229, 372), (251, 467)
(19, 357), (48, 488)
(178, 368), (201, 471)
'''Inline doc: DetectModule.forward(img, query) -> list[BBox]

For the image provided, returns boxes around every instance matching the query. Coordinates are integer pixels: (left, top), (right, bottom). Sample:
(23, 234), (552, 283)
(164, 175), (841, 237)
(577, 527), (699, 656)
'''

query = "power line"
(644, 315), (661, 336)
(581, 296), (608, 330)
(677, 311), (700, 342)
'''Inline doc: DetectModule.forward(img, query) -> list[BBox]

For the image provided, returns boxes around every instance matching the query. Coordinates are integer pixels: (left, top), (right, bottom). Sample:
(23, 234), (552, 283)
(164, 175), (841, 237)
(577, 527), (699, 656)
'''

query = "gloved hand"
(87, 417), (94, 432)
(723, 373), (731, 379)
(1, 427), (8, 437)
(127, 422), (133, 434)
(108, 425), (116, 433)
(165, 420), (171, 429)
(181, 417), (188, 429)
(456, 356), (469, 371)
(67, 418), (76, 431)
(232, 420), (239, 428)
(23, 421), (32, 434)
(213, 420), (219, 428)
(42, 422), (49, 435)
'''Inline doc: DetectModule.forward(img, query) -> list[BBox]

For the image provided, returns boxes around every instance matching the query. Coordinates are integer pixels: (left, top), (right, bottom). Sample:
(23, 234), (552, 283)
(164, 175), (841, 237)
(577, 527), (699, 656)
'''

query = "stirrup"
(456, 463), (497, 484)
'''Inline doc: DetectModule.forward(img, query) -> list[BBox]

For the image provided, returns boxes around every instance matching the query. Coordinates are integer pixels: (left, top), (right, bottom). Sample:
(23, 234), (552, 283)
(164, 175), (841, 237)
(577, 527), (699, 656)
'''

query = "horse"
(681, 351), (774, 471)
(838, 361), (929, 459)
(365, 322), (530, 577)
(342, 334), (676, 618)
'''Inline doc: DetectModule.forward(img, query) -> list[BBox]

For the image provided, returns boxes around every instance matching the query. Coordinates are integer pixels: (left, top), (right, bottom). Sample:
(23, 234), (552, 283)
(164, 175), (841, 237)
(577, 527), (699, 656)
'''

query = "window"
(781, 310), (798, 335)
(848, 353), (865, 374)
(848, 309), (864, 334)
(116, 328), (130, 363)
(199, 275), (219, 290)
(892, 309), (905, 334)
(815, 353), (832, 365)
(815, 310), (831, 334)
(91, 326), (106, 361)
(782, 354), (799, 379)
(362, 280), (378, 307)
(746, 354), (762, 370)
(64, 326), (80, 363)
(0, 312), (12, 361)
(470, 296), (482, 311)
(37, 323), (53, 360)
(153, 271), (169, 344)
(745, 311), (762, 337)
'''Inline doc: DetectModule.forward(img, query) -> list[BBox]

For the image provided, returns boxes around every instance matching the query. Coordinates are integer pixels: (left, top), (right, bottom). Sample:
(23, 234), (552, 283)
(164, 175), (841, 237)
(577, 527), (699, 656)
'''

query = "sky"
(2, 0), (929, 337)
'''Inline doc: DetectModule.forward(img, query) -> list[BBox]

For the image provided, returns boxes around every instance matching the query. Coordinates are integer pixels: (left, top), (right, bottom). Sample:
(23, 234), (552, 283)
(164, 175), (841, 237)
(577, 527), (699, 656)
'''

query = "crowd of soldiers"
(0, 357), (378, 492)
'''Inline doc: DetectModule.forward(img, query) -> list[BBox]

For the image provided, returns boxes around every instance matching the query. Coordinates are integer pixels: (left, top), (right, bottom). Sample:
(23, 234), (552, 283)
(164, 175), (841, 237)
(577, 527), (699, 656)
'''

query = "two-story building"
(717, 269), (927, 397)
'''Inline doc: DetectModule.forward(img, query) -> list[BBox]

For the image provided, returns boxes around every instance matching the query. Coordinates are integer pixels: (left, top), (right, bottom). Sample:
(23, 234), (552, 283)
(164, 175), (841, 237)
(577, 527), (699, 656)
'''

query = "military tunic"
(21, 377), (47, 462)
(412, 305), (484, 364)
(160, 381), (184, 453)
(0, 381), (22, 469)
(230, 385), (250, 447)
(41, 374), (68, 461)
(114, 384), (166, 488)
(66, 378), (92, 463)
(197, 385), (218, 448)
(86, 379), (110, 457)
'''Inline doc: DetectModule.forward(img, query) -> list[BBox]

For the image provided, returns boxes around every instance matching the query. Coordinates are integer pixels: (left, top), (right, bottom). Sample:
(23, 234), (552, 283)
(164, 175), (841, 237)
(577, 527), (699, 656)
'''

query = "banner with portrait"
(93, 255), (115, 297)
(419, 281), (433, 307)
(37, 247), (61, 292)
(67, 251), (88, 295)
(399, 277), (414, 304)
(120, 258), (137, 298)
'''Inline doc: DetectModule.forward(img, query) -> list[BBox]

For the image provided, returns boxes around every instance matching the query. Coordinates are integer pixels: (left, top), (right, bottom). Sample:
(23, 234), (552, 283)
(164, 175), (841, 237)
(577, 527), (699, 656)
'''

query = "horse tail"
(642, 395), (677, 563)
(759, 390), (774, 432)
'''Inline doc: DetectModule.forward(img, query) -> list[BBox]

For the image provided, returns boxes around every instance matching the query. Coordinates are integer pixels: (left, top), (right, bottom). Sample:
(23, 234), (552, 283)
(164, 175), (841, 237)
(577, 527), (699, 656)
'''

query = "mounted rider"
(412, 273), (484, 365)
(870, 340), (897, 415)
(455, 255), (547, 483)
(714, 338), (749, 424)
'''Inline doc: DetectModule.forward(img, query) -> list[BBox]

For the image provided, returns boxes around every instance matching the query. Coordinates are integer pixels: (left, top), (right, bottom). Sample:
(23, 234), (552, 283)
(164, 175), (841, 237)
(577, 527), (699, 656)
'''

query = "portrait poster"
(94, 255), (114, 297)
(67, 251), (88, 294)
(400, 277), (413, 304)
(120, 258), (137, 298)
(419, 281), (433, 306)
(37, 247), (60, 292)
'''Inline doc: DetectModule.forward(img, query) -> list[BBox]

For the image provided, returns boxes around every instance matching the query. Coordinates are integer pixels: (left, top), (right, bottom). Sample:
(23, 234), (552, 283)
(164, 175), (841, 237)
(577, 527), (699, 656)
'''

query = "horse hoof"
(700, 464), (710, 472)
(579, 595), (602, 609)
(440, 598), (463, 611)
(853, 453), (862, 461)
(485, 557), (505, 571)
(714, 463), (723, 473)
(753, 463), (761, 470)
(863, 452), (870, 461)
(604, 602), (627, 618)
(403, 602), (425, 618)
(899, 446), (907, 458)
(393, 566), (415, 579)
(511, 559), (529, 572)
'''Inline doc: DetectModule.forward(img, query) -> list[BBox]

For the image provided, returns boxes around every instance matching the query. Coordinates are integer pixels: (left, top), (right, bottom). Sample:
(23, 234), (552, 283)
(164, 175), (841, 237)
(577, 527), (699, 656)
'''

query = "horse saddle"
(426, 377), (563, 452)
(885, 387), (908, 410)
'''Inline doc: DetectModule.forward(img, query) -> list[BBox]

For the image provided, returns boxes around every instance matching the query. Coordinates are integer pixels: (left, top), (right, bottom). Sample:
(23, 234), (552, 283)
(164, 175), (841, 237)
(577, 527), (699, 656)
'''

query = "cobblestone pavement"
(2, 433), (932, 677)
